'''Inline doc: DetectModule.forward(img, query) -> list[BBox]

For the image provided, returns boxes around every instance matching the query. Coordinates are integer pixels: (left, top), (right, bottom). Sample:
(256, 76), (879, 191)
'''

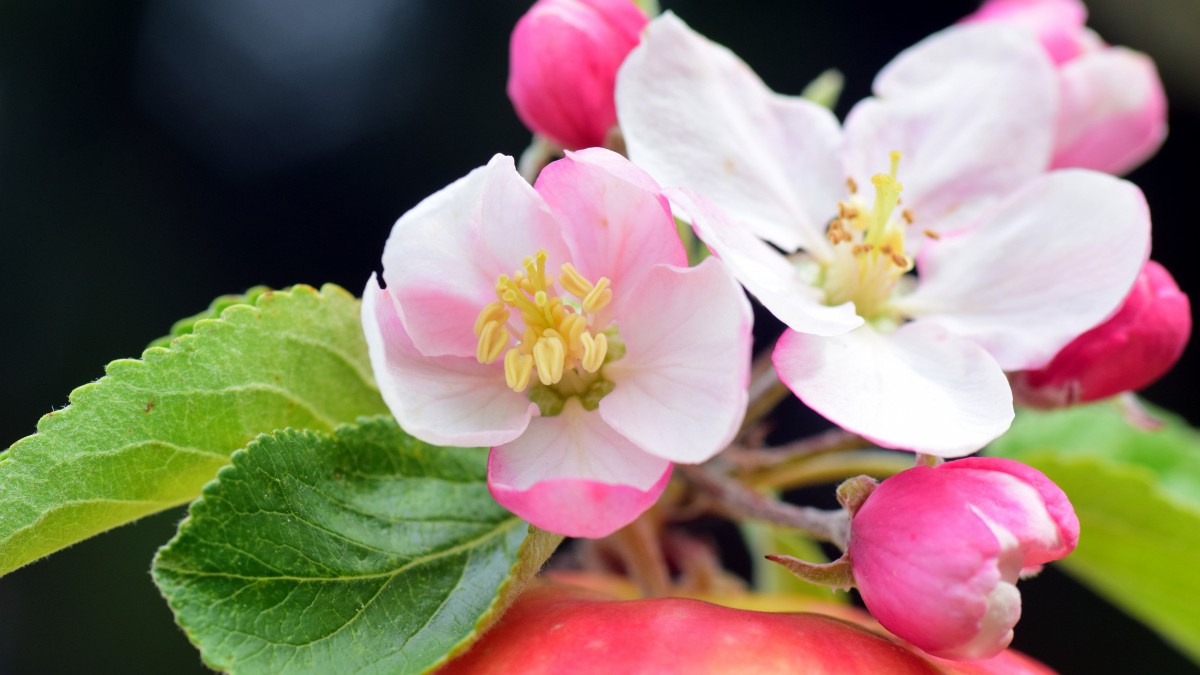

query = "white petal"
(842, 24), (1058, 243)
(600, 259), (753, 464)
(488, 400), (672, 538)
(897, 170), (1151, 370)
(670, 188), (862, 336)
(362, 276), (535, 447)
(616, 12), (843, 256)
(773, 322), (1013, 457)
(382, 154), (569, 358)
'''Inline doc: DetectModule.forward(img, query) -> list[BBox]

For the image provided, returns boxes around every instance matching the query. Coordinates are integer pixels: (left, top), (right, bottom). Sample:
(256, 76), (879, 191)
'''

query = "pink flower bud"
(961, 0), (1167, 174)
(1012, 261), (1191, 408)
(848, 457), (1079, 661)
(508, 0), (648, 150)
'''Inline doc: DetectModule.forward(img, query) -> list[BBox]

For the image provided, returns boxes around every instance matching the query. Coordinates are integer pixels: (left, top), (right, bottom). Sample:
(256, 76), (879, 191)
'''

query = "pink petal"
(1013, 261), (1191, 405)
(670, 188), (863, 336)
(773, 322), (1013, 457)
(362, 276), (535, 447)
(488, 399), (672, 538)
(850, 465), (1012, 658)
(383, 154), (569, 358)
(897, 170), (1151, 371)
(1051, 47), (1168, 175)
(959, 0), (1089, 64)
(507, 0), (648, 149)
(941, 457), (1080, 568)
(599, 259), (753, 464)
(842, 24), (1057, 243)
(616, 12), (844, 256)
(534, 148), (686, 321)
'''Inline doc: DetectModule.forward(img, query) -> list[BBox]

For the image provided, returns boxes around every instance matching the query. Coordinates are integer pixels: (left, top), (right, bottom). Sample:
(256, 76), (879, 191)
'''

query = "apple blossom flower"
(361, 148), (752, 538)
(617, 14), (1151, 456)
(508, 0), (649, 150)
(961, 0), (1167, 175)
(847, 457), (1080, 660)
(1010, 260), (1191, 408)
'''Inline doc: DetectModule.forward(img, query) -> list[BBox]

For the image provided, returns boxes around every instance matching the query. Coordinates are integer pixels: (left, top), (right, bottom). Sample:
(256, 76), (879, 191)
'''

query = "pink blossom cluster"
(363, 0), (1189, 663)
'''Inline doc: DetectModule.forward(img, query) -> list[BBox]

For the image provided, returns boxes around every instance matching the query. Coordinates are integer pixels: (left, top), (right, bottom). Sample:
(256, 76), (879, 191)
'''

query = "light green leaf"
(148, 285), (272, 349)
(800, 68), (844, 110)
(989, 401), (1200, 664)
(0, 284), (389, 576)
(154, 418), (560, 675)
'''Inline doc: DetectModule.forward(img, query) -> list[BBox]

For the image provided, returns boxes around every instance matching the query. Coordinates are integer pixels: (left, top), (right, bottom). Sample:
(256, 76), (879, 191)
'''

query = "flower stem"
(741, 352), (792, 432)
(609, 516), (671, 598)
(681, 463), (850, 549)
(740, 449), (912, 491)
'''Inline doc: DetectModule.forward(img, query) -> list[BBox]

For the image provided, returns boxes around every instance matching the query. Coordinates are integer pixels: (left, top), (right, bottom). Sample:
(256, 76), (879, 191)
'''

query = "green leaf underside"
(989, 402), (1200, 664)
(154, 419), (546, 675)
(0, 284), (388, 576)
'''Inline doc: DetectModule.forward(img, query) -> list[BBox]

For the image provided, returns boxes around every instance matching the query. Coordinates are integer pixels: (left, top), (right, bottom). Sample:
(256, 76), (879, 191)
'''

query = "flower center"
(820, 151), (920, 322)
(474, 249), (623, 415)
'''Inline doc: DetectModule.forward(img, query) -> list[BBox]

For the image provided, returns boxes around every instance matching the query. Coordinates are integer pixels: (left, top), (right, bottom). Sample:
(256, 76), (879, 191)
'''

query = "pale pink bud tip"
(508, 0), (649, 150)
(1013, 261), (1191, 408)
(848, 457), (1079, 661)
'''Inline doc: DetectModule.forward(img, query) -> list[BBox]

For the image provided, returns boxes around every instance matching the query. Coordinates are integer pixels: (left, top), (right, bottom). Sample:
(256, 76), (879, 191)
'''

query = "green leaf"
(989, 401), (1200, 664)
(148, 285), (273, 349)
(0, 284), (389, 576)
(153, 418), (560, 675)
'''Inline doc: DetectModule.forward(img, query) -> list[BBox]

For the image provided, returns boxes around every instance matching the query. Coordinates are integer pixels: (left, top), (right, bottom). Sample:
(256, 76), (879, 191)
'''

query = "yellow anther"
(580, 332), (608, 373)
(504, 349), (534, 392)
(582, 277), (613, 313)
(846, 177), (858, 194)
(560, 313), (587, 348)
(533, 335), (566, 385)
(476, 321), (510, 364)
(473, 301), (509, 337)
(559, 263), (594, 299)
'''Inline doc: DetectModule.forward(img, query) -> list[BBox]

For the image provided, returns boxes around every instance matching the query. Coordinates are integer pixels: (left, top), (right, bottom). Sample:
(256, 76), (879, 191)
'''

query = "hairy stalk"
(681, 463), (851, 550)
(740, 449), (913, 491)
(609, 516), (671, 598)
(741, 351), (792, 432)
(731, 427), (868, 470)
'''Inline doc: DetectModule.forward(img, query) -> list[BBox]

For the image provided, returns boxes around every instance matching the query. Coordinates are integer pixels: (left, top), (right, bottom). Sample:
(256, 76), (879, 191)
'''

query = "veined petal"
(535, 148), (686, 320)
(600, 259), (753, 464)
(897, 170), (1151, 371)
(616, 12), (843, 257)
(383, 154), (569, 358)
(1051, 47), (1168, 175)
(362, 276), (535, 447)
(670, 188), (862, 336)
(773, 322), (1013, 457)
(842, 24), (1057, 243)
(488, 399), (672, 538)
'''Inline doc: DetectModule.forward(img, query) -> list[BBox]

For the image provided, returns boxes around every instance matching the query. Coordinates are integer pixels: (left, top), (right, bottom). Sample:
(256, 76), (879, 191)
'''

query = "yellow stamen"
(504, 349), (534, 392)
(580, 332), (608, 373)
(473, 301), (509, 337)
(476, 321), (509, 364)
(559, 263), (594, 298)
(582, 277), (613, 313)
(533, 335), (566, 385)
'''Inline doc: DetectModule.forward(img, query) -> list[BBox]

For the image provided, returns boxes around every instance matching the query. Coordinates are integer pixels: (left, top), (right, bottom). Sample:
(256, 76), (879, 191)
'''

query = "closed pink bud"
(1012, 260), (1191, 408)
(962, 0), (1167, 174)
(848, 458), (1080, 661)
(508, 0), (648, 150)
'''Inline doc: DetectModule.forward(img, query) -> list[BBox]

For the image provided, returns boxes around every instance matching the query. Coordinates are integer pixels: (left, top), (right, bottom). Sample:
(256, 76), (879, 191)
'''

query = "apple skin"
(440, 582), (946, 674)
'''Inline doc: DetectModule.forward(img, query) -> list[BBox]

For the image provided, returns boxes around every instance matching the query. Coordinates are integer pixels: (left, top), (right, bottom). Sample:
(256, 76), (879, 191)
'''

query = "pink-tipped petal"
(842, 24), (1057, 242)
(898, 170), (1151, 371)
(383, 154), (569, 358)
(850, 465), (1012, 658)
(960, 0), (1089, 64)
(535, 148), (686, 320)
(600, 259), (753, 464)
(507, 0), (648, 149)
(488, 399), (672, 538)
(850, 459), (1079, 659)
(669, 188), (863, 337)
(616, 12), (844, 256)
(1051, 47), (1168, 175)
(942, 458), (1080, 567)
(773, 322), (1013, 457)
(1013, 261), (1191, 405)
(362, 276), (535, 447)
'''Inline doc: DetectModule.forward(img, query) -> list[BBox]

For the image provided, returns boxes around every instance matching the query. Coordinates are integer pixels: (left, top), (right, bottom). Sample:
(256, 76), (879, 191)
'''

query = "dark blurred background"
(0, 1), (1196, 672)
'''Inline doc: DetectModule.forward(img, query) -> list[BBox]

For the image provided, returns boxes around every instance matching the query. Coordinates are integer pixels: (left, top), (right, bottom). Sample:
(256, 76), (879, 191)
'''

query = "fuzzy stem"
(609, 516), (671, 598)
(681, 463), (850, 550)
(741, 449), (913, 491)
(741, 351), (792, 432)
